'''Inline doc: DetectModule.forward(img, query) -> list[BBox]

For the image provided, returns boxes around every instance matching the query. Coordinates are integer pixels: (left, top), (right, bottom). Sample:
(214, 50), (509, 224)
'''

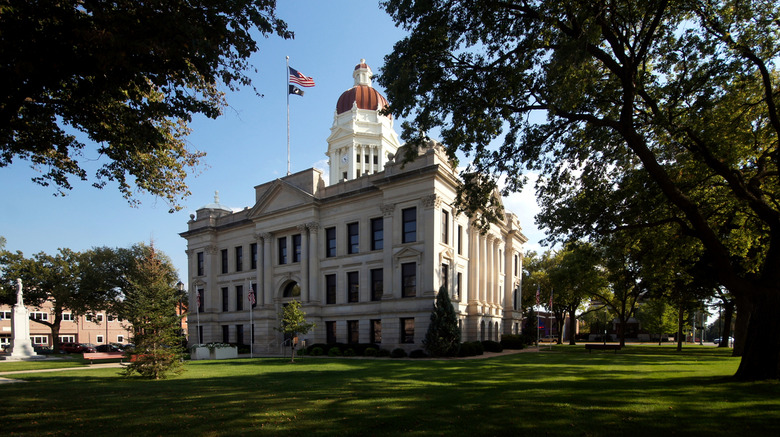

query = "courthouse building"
(180, 60), (527, 353)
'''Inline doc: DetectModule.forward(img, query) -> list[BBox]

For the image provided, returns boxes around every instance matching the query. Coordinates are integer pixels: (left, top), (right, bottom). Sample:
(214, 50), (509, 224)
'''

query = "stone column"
(298, 224), (309, 302)
(479, 232), (487, 303)
(261, 233), (272, 305)
(307, 222), (320, 303)
(381, 203), (395, 298)
(205, 244), (218, 311)
(254, 233), (263, 305)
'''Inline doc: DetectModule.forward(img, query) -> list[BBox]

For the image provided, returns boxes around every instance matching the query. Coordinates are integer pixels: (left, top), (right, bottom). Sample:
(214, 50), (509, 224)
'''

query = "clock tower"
(325, 59), (402, 185)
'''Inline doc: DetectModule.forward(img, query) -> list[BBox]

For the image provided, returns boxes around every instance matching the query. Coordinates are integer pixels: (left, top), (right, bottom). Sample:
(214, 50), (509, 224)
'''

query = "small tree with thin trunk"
(275, 300), (314, 363)
(423, 285), (461, 357)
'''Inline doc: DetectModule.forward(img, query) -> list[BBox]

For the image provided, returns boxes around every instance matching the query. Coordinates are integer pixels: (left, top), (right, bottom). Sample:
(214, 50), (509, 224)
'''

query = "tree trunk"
(568, 308), (577, 345)
(618, 317), (627, 347)
(718, 300), (734, 349)
(734, 291), (780, 380)
(733, 294), (751, 357)
(676, 302), (685, 352)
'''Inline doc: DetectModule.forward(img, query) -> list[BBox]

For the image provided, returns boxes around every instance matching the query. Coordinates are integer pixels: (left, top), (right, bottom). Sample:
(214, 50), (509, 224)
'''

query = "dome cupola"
(335, 59), (390, 117)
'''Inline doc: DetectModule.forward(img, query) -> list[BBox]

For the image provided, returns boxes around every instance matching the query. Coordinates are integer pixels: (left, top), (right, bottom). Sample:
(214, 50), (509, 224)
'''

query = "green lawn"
(1, 345), (778, 436)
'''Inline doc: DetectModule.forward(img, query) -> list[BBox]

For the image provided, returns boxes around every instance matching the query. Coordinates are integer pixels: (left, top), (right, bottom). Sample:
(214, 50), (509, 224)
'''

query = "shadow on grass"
(0, 348), (775, 436)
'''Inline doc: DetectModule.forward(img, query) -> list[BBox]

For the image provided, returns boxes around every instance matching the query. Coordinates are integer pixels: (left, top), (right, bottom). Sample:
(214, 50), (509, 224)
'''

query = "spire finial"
(214, 190), (220, 203)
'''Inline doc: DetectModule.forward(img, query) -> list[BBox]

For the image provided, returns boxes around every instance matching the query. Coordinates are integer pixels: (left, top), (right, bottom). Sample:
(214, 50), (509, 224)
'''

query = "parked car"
(95, 344), (122, 352)
(713, 337), (734, 346)
(59, 342), (96, 353)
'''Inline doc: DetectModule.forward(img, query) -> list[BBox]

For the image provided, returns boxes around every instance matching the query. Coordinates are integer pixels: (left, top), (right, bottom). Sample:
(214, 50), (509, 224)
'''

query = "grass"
(1, 345), (778, 436)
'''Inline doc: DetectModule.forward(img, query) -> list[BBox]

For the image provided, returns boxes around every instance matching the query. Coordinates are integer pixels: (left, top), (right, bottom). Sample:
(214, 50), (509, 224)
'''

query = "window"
(326, 321), (337, 344)
(198, 326), (204, 344)
(31, 312), (48, 321)
(236, 325), (244, 345)
(197, 288), (204, 313)
(401, 318), (415, 344)
(442, 210), (449, 244)
(364, 154), (369, 163)
(96, 335), (104, 344)
(356, 154), (360, 163)
(326, 227), (337, 257)
(371, 217), (383, 250)
(31, 336), (48, 345)
(0, 311), (10, 320)
(251, 243), (258, 269)
(236, 285), (243, 311)
(59, 335), (75, 343)
(283, 282), (301, 298)
(402, 262), (417, 297)
(197, 251), (205, 276)
(222, 325), (230, 343)
(107, 314), (115, 322)
(325, 274), (336, 304)
(457, 225), (463, 255)
(342, 171), (347, 180)
(222, 287), (229, 312)
(292, 234), (302, 263)
(96, 314), (104, 322)
(373, 155), (378, 165)
(514, 254), (519, 276)
(456, 272), (462, 299)
(347, 222), (359, 254)
(347, 271), (359, 303)
(370, 268), (383, 301)
(442, 263), (449, 293)
(62, 313), (74, 322)
(235, 246), (243, 272)
(278, 237), (287, 264)
(371, 320), (382, 343)
(117, 335), (124, 343)
(402, 207), (416, 243)
(221, 249), (228, 274)
(348, 320), (359, 344)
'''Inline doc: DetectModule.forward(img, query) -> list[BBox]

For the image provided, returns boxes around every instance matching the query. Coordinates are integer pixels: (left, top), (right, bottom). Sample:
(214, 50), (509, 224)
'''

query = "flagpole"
(286, 56), (291, 176)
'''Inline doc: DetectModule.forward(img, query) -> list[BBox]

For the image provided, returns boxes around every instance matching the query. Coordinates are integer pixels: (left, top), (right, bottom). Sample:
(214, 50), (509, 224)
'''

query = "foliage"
(0, 246), (124, 352)
(500, 334), (524, 350)
(0, 1), (291, 210)
(310, 347), (324, 356)
(638, 298), (680, 344)
(121, 244), (183, 379)
(328, 347), (342, 357)
(364, 347), (378, 357)
(458, 341), (484, 357)
(380, 0), (780, 380)
(275, 300), (315, 363)
(481, 340), (504, 353)
(377, 348), (392, 357)
(423, 285), (461, 356)
(521, 307), (539, 346)
(391, 348), (408, 358)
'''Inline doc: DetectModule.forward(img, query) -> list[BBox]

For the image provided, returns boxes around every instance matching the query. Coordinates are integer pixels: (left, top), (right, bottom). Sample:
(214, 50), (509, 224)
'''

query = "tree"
(275, 300), (314, 363)
(0, 247), (120, 353)
(1, 1), (291, 210)
(380, 0), (780, 380)
(637, 298), (678, 345)
(424, 285), (462, 356)
(120, 244), (183, 379)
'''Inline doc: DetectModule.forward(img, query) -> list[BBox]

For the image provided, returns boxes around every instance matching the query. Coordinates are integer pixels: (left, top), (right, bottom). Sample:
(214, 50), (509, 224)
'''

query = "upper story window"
(402, 207), (417, 243)
(347, 271), (359, 303)
(235, 246), (243, 272)
(197, 252), (204, 276)
(371, 268), (383, 301)
(222, 287), (229, 312)
(292, 234), (302, 263)
(30, 312), (48, 321)
(62, 313), (74, 322)
(325, 274), (336, 305)
(347, 222), (359, 254)
(326, 227), (336, 258)
(457, 225), (463, 255)
(221, 249), (228, 274)
(402, 262), (417, 297)
(278, 237), (287, 265)
(371, 217), (383, 251)
(251, 243), (258, 270)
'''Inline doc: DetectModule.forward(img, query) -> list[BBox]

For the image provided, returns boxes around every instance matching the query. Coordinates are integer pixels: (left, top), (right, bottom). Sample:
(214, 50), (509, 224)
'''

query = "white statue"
(7, 277), (39, 359)
(16, 278), (23, 306)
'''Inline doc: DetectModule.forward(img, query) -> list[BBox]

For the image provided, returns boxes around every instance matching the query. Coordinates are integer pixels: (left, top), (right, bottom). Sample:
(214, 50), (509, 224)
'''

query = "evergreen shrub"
(500, 334), (524, 350)
(409, 349), (428, 358)
(328, 347), (342, 356)
(377, 348), (391, 357)
(364, 347), (378, 357)
(482, 340), (503, 353)
(343, 348), (356, 357)
(310, 347), (324, 356)
(391, 348), (407, 358)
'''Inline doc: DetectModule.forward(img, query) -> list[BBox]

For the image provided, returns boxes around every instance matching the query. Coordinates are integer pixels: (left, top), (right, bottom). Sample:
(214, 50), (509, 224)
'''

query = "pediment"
(249, 180), (314, 217)
(393, 246), (423, 268)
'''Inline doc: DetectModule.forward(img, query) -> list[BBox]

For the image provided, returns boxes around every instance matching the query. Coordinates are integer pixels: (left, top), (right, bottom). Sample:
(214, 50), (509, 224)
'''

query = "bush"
(343, 348), (356, 357)
(472, 341), (485, 355)
(310, 346), (324, 356)
(482, 340), (504, 353)
(409, 349), (428, 359)
(377, 348), (391, 357)
(328, 347), (342, 356)
(457, 341), (484, 357)
(391, 348), (407, 358)
(500, 334), (524, 350)
(364, 347), (378, 357)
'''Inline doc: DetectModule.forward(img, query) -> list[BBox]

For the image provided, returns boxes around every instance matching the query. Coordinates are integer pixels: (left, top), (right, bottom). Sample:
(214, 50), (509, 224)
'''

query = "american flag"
(289, 66), (315, 87)
(248, 289), (256, 305)
(535, 284), (540, 306)
(196, 291), (201, 311)
(549, 289), (553, 309)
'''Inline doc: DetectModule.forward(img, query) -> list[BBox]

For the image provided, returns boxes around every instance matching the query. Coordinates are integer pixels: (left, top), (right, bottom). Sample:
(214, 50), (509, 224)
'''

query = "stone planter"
(191, 345), (238, 360)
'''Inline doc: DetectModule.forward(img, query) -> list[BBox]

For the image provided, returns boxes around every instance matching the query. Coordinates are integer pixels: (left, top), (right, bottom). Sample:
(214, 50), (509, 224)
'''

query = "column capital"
(260, 232), (272, 240)
(380, 203), (395, 217)
(296, 224), (308, 232)
(307, 221), (320, 232)
(423, 194), (442, 209)
(205, 244), (218, 255)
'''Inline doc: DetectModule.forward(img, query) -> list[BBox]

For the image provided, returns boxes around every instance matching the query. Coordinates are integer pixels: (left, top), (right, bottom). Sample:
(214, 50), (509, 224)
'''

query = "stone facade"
(180, 61), (528, 354)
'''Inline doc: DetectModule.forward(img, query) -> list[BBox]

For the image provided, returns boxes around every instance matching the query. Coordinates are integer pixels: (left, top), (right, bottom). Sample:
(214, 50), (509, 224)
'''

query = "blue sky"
(0, 1), (545, 284)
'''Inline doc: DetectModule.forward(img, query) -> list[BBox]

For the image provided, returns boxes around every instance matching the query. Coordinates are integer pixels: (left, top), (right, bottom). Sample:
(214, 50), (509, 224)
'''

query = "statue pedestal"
(7, 303), (39, 359)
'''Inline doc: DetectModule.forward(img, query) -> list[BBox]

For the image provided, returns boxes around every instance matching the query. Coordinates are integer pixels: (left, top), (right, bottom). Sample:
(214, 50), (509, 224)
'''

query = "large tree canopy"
(0, 0), (291, 210)
(379, 0), (780, 379)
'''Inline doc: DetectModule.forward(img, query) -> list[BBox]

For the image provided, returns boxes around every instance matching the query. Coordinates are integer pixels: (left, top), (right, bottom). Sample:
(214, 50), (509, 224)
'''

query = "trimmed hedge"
(481, 340), (504, 353)
(458, 341), (485, 357)
(391, 348), (408, 358)
(409, 349), (428, 359)
(500, 334), (524, 350)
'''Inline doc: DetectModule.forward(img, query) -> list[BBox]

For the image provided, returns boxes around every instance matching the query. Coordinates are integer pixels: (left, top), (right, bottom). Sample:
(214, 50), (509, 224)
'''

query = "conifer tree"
(121, 244), (183, 379)
(423, 285), (461, 357)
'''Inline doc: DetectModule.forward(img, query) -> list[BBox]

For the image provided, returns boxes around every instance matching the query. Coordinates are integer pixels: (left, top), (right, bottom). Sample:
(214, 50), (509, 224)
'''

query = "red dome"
(336, 85), (391, 117)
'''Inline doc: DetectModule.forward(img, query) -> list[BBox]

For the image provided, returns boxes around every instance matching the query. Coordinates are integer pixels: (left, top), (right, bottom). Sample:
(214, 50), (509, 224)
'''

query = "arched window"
(480, 320), (485, 341)
(283, 282), (301, 298)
